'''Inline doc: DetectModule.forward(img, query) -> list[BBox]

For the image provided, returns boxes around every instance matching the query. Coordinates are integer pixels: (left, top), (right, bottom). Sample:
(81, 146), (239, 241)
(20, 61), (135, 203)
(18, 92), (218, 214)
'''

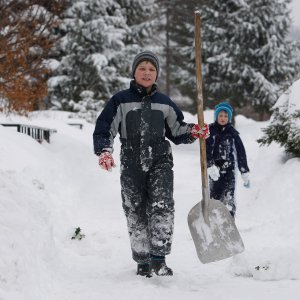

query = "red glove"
(98, 152), (116, 171)
(191, 123), (210, 139)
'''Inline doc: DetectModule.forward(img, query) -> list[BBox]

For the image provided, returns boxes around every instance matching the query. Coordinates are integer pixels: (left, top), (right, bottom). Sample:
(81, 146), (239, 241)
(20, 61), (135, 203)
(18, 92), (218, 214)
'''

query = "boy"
(93, 50), (209, 277)
(206, 102), (250, 218)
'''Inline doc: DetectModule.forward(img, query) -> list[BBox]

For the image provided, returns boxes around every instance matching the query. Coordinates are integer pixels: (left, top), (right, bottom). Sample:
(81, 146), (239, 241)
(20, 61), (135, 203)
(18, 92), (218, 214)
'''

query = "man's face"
(134, 61), (157, 89)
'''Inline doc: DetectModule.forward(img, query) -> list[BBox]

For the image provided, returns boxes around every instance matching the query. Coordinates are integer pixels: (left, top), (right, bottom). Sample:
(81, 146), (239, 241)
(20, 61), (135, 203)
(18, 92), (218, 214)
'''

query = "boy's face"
(134, 60), (157, 89)
(217, 110), (229, 125)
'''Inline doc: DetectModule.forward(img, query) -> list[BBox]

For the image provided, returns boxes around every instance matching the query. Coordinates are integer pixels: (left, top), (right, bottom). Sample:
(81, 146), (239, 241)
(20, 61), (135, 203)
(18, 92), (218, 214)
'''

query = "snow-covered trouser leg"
(120, 140), (174, 263)
(209, 162), (236, 216)
(147, 162), (174, 257)
(121, 169), (150, 263)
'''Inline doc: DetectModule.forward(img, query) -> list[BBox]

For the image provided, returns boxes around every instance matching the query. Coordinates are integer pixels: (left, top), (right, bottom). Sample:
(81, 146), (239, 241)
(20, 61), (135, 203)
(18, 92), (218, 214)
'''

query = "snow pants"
(120, 139), (174, 264)
(209, 160), (236, 217)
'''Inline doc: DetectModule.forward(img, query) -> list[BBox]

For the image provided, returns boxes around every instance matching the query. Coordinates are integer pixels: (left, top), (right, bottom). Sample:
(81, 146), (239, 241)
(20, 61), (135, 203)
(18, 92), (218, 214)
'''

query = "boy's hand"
(241, 172), (250, 188)
(207, 165), (220, 181)
(191, 123), (210, 139)
(98, 151), (116, 171)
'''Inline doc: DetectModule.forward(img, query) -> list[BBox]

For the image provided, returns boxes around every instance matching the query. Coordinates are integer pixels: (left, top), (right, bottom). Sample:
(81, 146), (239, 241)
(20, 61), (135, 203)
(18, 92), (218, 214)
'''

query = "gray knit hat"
(131, 50), (160, 80)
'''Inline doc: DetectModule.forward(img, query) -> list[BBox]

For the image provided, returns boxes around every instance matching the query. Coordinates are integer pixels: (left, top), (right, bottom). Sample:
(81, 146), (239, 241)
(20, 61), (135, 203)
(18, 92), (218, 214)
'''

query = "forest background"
(0, 0), (300, 123)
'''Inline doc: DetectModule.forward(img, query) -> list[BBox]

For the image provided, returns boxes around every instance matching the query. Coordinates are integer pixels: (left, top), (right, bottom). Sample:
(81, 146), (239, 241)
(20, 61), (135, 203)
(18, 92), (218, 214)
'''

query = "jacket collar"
(214, 121), (231, 131)
(130, 80), (158, 97)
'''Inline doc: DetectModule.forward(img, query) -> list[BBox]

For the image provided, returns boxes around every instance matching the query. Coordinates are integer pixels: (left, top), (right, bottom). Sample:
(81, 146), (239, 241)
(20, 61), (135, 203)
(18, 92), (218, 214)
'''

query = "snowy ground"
(0, 109), (299, 300)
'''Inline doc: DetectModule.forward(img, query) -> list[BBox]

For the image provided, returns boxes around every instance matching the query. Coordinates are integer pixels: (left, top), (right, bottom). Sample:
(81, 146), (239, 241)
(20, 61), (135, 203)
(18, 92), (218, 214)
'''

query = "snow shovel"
(187, 12), (245, 264)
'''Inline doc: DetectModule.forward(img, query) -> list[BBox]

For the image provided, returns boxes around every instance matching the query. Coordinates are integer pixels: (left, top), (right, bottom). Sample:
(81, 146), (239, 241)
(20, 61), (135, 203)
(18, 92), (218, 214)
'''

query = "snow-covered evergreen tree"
(116, 0), (157, 46)
(47, 0), (161, 121)
(201, 0), (248, 108)
(114, 0), (158, 86)
(245, 0), (299, 115)
(201, 0), (299, 117)
(162, 0), (207, 109)
(47, 0), (128, 121)
(258, 79), (300, 157)
(164, 0), (299, 116)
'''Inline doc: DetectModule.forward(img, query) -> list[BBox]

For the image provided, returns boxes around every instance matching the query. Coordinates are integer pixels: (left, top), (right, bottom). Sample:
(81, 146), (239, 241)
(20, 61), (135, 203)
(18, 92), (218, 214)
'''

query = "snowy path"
(0, 112), (299, 299)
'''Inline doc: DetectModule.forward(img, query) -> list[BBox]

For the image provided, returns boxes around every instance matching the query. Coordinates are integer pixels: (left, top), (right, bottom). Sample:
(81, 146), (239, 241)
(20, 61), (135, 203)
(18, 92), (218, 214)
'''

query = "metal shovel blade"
(188, 199), (245, 264)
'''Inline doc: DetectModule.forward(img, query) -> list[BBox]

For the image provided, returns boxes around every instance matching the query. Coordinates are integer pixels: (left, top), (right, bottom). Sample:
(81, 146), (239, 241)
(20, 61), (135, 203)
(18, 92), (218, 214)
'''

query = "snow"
(290, 0), (300, 28)
(274, 79), (300, 113)
(90, 53), (108, 71)
(47, 75), (69, 89)
(46, 59), (60, 71)
(289, 80), (300, 110)
(0, 109), (300, 300)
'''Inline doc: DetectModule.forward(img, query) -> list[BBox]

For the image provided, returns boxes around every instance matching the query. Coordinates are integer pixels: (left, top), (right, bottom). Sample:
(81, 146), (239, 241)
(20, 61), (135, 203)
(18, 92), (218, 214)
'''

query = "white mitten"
(207, 165), (220, 181)
(241, 172), (250, 188)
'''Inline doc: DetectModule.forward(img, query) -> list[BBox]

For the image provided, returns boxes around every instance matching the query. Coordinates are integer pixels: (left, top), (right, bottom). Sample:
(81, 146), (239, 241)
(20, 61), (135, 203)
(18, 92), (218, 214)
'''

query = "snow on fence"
(0, 123), (57, 143)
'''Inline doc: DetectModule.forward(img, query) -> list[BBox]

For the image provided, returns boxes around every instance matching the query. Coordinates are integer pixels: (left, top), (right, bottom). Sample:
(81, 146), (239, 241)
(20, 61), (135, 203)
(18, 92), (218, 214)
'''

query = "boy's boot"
(137, 263), (152, 277)
(150, 255), (173, 276)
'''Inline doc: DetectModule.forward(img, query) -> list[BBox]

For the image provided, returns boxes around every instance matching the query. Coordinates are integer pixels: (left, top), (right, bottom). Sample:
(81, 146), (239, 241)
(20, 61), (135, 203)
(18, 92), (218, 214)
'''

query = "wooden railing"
(0, 123), (57, 143)
(67, 123), (84, 130)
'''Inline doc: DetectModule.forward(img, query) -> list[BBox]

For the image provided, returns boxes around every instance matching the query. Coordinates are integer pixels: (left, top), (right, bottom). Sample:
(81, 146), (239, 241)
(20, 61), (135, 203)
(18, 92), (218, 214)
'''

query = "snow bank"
(274, 78), (300, 113)
(0, 111), (300, 299)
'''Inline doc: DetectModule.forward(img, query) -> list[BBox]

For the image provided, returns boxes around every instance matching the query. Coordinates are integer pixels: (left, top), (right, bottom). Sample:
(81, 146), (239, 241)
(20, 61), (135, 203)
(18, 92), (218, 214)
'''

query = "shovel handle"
(194, 12), (209, 191)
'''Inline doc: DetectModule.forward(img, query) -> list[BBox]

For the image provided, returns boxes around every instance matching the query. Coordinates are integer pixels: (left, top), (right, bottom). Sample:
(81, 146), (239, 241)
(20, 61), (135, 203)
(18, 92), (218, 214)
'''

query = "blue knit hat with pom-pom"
(214, 102), (233, 122)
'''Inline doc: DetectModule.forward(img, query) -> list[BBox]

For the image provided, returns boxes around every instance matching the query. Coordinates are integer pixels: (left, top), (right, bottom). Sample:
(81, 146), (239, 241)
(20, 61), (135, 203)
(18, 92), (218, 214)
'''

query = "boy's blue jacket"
(93, 81), (195, 154)
(206, 122), (249, 174)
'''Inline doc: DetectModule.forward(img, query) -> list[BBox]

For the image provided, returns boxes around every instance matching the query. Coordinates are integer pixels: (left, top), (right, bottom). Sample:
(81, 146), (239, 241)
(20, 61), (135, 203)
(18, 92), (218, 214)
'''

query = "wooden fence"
(0, 123), (57, 143)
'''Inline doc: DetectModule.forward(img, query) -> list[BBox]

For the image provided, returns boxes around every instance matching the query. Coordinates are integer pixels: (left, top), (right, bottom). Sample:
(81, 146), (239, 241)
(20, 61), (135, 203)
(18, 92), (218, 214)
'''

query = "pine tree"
(114, 0), (158, 89)
(201, 0), (299, 118)
(246, 0), (299, 116)
(162, 0), (299, 117)
(158, 0), (212, 111)
(258, 79), (300, 157)
(116, 0), (157, 46)
(47, 0), (128, 121)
